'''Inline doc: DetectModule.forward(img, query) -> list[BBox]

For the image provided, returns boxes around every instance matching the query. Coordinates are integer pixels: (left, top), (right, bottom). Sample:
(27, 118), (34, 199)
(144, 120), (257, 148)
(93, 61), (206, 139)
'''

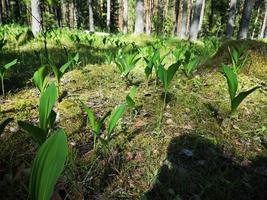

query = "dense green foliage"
(0, 25), (266, 199)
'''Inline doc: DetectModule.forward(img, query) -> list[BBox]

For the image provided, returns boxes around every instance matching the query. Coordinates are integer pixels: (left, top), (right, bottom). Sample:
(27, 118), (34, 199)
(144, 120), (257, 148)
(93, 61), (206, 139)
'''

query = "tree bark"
(187, 0), (193, 34)
(135, 0), (144, 34)
(226, 0), (237, 38)
(179, 0), (188, 38)
(31, 0), (42, 36)
(237, 0), (255, 39)
(123, 0), (128, 33)
(189, 0), (204, 41)
(259, 0), (267, 38)
(0, 0), (2, 24)
(88, 0), (94, 32)
(252, 6), (260, 39)
(107, 0), (111, 32)
(173, 0), (180, 35)
(198, 0), (205, 31)
(157, 0), (164, 35)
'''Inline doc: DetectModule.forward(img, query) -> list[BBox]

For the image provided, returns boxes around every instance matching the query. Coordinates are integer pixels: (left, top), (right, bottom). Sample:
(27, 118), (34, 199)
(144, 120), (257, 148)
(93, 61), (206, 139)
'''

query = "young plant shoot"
(51, 53), (79, 95)
(115, 50), (141, 84)
(82, 102), (111, 148)
(227, 46), (248, 73)
(157, 62), (181, 130)
(82, 87), (136, 147)
(18, 83), (58, 145)
(0, 59), (17, 96)
(33, 65), (49, 94)
(222, 65), (260, 115)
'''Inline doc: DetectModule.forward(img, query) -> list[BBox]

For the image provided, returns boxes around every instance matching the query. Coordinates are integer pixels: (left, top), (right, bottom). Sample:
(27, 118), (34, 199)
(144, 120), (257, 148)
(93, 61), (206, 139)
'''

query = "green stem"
(157, 90), (167, 135)
(1, 77), (4, 97)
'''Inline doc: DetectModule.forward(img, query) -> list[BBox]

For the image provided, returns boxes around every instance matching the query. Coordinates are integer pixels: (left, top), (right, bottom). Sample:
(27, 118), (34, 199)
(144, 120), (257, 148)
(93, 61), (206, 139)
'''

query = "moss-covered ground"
(0, 26), (266, 199)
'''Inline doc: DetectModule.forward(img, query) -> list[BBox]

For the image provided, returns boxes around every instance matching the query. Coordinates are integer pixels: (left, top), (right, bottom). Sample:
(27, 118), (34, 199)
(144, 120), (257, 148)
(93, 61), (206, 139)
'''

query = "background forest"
(0, 0), (267, 39)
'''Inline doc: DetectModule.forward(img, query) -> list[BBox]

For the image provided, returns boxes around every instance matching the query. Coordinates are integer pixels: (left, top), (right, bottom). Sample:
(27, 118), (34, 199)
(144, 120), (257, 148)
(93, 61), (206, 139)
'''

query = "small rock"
(185, 108), (191, 113)
(240, 160), (252, 167)
(166, 119), (174, 125)
(9, 126), (19, 133)
(197, 160), (205, 166)
(180, 149), (193, 157)
(70, 142), (76, 147)
(253, 136), (261, 142)
(164, 112), (172, 118)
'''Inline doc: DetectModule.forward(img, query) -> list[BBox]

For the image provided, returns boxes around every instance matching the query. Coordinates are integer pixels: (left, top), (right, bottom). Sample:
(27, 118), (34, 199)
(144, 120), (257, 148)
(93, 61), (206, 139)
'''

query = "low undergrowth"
(0, 27), (266, 200)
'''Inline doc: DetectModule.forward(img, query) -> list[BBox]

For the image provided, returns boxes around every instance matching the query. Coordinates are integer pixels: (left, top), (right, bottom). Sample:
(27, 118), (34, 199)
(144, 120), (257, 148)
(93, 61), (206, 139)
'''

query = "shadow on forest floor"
(143, 134), (267, 200)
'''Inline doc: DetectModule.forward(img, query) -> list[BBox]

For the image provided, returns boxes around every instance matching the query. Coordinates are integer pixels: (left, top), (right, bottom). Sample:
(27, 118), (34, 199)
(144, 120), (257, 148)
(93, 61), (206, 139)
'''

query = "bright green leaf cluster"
(222, 65), (260, 114)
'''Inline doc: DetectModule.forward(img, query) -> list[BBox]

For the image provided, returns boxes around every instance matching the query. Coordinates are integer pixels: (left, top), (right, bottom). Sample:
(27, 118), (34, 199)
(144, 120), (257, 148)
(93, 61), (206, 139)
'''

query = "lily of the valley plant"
(222, 65), (260, 115)
(0, 59), (17, 96)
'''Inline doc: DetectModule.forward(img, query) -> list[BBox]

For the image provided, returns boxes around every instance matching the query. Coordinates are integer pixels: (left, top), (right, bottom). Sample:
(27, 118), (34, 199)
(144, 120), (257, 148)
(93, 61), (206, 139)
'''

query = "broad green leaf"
(18, 121), (46, 145)
(73, 53), (79, 63)
(158, 64), (168, 90)
(49, 110), (57, 129)
(39, 83), (58, 133)
(51, 64), (60, 83)
(83, 105), (97, 132)
(185, 58), (199, 75)
(4, 59), (17, 70)
(126, 96), (135, 108)
(30, 129), (68, 200)
(129, 86), (137, 99)
(60, 53), (79, 74)
(126, 86), (137, 108)
(223, 65), (238, 101)
(108, 104), (126, 136)
(100, 111), (112, 125)
(0, 118), (13, 136)
(59, 60), (72, 75)
(231, 86), (261, 113)
(166, 62), (180, 87)
(33, 66), (49, 93)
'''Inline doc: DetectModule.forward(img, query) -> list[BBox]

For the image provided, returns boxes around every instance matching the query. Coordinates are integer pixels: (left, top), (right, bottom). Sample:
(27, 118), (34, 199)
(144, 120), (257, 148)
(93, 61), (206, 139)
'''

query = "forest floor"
(0, 28), (267, 200)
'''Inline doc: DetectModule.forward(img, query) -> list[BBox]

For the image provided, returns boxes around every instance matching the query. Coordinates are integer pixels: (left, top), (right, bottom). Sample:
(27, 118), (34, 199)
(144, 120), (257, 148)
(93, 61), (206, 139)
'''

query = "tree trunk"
(31, 0), (42, 36)
(237, 0), (255, 39)
(208, 0), (214, 30)
(259, 0), (267, 38)
(157, 0), (164, 35)
(123, 0), (128, 33)
(187, 0), (193, 34)
(118, 0), (123, 31)
(1, 0), (6, 23)
(146, 0), (153, 35)
(173, 0), (180, 35)
(5, 0), (10, 22)
(107, 0), (111, 32)
(198, 0), (205, 31)
(252, 6), (260, 39)
(135, 0), (144, 34)
(179, 0), (188, 38)
(226, 0), (237, 38)
(0, 0), (2, 24)
(88, 0), (94, 32)
(189, 0), (204, 41)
